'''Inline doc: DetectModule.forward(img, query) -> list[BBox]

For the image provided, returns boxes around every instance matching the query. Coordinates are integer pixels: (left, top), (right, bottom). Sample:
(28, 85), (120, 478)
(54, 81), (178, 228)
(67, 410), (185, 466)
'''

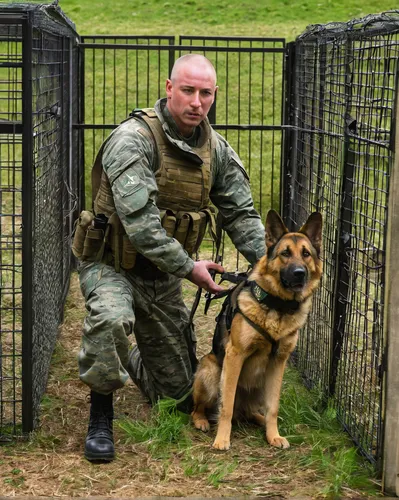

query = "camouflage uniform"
(78, 98), (266, 406)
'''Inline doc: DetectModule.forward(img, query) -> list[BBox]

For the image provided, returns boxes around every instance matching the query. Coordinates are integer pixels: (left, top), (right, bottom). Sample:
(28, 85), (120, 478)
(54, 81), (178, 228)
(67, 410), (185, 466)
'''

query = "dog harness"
(210, 272), (301, 364)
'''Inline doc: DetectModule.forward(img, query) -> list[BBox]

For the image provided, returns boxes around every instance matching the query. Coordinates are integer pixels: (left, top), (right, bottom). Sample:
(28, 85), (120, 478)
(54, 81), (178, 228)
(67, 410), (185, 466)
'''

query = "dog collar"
(247, 280), (301, 313)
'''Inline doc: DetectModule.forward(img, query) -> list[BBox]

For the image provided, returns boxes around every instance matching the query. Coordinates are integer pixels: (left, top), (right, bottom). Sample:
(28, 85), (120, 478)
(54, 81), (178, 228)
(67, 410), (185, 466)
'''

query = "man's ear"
(166, 79), (172, 98)
(299, 212), (323, 256)
(265, 210), (289, 249)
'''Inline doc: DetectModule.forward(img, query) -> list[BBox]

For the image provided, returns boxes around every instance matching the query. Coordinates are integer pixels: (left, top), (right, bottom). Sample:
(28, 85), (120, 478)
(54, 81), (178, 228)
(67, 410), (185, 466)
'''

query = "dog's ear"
(265, 210), (289, 248)
(299, 212), (323, 255)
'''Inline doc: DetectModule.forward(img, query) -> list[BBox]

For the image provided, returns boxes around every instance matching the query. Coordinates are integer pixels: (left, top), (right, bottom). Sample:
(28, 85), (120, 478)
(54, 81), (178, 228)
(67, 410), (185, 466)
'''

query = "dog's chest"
(238, 349), (270, 390)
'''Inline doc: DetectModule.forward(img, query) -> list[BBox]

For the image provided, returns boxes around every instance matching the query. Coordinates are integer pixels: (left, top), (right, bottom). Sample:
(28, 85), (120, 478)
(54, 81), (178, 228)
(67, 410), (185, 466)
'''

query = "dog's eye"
(303, 249), (311, 257)
(281, 249), (290, 257)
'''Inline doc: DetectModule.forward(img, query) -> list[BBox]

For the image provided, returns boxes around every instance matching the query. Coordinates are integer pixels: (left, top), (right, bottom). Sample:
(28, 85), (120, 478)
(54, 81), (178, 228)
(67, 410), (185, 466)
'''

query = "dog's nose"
(293, 268), (306, 280)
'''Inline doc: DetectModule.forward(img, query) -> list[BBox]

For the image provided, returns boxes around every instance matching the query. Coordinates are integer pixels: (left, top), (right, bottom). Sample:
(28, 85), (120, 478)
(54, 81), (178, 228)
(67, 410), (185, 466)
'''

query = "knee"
(85, 298), (134, 336)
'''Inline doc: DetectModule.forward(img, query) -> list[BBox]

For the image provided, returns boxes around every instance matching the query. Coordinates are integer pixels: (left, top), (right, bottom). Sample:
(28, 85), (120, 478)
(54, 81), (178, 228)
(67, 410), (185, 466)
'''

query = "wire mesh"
(0, 4), (80, 437)
(284, 11), (399, 465)
(0, 21), (24, 438)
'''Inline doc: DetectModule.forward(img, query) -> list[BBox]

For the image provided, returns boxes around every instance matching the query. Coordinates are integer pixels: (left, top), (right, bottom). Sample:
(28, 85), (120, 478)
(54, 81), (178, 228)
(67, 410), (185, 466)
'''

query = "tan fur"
(192, 210), (323, 450)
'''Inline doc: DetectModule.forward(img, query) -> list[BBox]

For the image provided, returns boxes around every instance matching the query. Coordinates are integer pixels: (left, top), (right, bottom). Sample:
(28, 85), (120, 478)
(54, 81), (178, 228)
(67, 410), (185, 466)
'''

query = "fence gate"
(77, 35), (286, 226)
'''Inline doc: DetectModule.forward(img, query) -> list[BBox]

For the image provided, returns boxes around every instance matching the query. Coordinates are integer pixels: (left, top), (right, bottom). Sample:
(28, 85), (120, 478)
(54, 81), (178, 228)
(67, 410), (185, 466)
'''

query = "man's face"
(166, 63), (217, 137)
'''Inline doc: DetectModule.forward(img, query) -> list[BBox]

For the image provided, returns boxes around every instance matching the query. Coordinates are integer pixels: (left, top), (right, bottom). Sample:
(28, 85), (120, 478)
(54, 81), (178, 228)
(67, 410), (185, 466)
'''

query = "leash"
(204, 271), (249, 314)
(189, 211), (224, 323)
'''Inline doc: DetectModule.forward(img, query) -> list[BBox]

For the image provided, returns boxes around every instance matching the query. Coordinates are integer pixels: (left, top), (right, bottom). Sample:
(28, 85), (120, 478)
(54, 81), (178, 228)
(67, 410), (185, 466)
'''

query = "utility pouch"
(72, 210), (94, 259)
(174, 212), (190, 246)
(184, 212), (202, 256)
(107, 213), (123, 272)
(121, 235), (137, 270)
(201, 207), (217, 243)
(161, 209), (177, 238)
(194, 211), (209, 252)
(82, 227), (105, 261)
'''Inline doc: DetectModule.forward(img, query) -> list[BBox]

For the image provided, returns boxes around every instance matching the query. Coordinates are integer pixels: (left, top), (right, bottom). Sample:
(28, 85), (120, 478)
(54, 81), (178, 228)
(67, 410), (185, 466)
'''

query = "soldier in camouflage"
(77, 54), (266, 462)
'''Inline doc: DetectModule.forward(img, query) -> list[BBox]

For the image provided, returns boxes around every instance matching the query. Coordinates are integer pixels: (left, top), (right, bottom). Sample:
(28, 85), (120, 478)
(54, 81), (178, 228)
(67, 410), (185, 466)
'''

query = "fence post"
(78, 39), (86, 210)
(382, 81), (399, 496)
(281, 41), (295, 226)
(21, 12), (34, 433)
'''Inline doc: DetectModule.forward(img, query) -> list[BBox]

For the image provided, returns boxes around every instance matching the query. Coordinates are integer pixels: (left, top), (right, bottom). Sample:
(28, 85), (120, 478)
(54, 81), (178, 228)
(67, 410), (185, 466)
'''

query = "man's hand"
(186, 260), (225, 294)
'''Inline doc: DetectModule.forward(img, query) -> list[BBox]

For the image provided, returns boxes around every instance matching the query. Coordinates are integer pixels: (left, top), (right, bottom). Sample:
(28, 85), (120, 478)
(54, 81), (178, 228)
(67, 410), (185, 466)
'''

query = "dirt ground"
(0, 273), (380, 498)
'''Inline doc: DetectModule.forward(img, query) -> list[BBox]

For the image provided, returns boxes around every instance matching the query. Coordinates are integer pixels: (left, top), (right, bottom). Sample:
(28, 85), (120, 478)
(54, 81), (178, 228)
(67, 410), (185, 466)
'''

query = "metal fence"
(0, 3), (80, 437)
(282, 11), (399, 466)
(78, 35), (286, 220)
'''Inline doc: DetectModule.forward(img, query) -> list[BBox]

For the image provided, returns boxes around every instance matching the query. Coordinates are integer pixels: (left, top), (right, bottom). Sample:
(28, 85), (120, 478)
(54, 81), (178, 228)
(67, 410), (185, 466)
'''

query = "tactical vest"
(73, 108), (217, 272)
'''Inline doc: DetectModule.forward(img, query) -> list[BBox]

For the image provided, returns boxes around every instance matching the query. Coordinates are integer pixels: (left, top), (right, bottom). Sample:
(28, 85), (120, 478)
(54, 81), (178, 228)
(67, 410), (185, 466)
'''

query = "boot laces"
(87, 412), (113, 440)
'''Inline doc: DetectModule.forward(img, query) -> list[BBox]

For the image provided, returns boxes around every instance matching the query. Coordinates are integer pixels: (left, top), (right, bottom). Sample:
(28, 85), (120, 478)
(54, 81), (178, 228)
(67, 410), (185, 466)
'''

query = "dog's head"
(264, 210), (323, 299)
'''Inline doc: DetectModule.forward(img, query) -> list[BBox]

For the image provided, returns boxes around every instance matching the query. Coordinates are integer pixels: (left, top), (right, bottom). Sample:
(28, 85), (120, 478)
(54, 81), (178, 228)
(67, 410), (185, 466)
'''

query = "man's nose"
(191, 92), (201, 107)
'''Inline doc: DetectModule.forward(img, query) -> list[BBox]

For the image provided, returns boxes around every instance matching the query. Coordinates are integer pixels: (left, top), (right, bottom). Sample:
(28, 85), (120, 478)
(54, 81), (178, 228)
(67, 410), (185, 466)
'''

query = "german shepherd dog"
(191, 210), (322, 450)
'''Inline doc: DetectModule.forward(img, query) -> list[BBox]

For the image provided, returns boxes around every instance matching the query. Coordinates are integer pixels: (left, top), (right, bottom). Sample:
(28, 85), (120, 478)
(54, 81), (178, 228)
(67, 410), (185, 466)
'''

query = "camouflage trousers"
(77, 261), (197, 407)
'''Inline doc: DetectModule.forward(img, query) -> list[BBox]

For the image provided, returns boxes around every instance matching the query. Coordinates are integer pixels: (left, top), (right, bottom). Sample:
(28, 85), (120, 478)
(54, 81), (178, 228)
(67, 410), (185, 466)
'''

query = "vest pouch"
(194, 211), (208, 253)
(107, 212), (123, 272)
(183, 212), (202, 256)
(161, 209), (177, 238)
(72, 210), (94, 259)
(82, 227), (105, 261)
(201, 207), (217, 243)
(174, 212), (190, 247)
(121, 235), (137, 270)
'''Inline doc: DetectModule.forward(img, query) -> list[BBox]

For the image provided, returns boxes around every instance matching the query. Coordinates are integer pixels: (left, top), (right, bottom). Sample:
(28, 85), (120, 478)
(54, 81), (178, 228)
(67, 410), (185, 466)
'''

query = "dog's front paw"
(193, 417), (210, 432)
(212, 437), (231, 450)
(268, 435), (290, 449)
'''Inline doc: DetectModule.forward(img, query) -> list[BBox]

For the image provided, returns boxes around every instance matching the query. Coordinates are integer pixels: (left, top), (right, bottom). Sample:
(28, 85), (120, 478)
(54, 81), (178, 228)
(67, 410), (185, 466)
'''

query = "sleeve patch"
(112, 170), (149, 215)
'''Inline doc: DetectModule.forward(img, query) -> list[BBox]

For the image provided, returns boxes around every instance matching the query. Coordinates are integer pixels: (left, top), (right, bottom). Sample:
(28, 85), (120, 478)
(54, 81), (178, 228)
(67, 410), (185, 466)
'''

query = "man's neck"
(163, 103), (198, 143)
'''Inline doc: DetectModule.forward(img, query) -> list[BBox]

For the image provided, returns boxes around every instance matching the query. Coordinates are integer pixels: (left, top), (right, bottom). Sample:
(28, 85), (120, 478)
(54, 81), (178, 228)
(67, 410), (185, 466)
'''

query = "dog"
(191, 209), (322, 450)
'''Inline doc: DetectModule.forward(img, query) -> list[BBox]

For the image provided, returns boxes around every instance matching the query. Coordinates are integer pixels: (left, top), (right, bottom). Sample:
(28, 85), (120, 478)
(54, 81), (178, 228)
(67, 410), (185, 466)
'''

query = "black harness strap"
(235, 307), (279, 357)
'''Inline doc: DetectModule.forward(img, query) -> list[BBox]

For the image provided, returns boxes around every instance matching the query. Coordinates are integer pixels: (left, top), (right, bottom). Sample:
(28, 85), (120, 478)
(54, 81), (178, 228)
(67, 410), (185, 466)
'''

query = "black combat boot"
(84, 391), (115, 462)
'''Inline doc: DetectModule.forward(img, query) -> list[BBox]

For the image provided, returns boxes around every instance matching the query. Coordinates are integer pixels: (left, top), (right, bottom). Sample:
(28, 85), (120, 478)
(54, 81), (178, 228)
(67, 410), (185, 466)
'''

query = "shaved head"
(170, 54), (217, 86)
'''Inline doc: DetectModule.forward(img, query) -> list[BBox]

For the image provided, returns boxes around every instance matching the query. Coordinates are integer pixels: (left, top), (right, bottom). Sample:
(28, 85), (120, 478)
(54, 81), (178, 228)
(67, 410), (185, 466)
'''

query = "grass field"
(59, 0), (397, 39)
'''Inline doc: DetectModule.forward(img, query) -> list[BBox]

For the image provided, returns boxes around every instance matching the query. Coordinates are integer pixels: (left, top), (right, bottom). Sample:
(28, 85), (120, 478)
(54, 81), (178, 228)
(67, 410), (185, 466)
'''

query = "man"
(76, 54), (266, 462)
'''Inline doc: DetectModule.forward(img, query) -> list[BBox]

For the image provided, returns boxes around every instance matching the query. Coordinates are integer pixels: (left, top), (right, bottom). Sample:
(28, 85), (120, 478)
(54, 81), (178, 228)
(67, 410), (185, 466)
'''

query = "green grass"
(118, 395), (192, 455)
(117, 366), (379, 497)
(56, 0), (398, 39)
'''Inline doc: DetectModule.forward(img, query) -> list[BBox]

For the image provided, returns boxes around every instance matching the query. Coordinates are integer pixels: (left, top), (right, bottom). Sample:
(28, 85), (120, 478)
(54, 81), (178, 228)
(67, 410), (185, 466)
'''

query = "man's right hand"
(186, 260), (225, 294)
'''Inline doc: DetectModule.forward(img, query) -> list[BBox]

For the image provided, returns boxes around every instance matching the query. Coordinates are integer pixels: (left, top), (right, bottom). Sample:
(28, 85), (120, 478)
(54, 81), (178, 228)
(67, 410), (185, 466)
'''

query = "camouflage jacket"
(101, 98), (266, 278)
